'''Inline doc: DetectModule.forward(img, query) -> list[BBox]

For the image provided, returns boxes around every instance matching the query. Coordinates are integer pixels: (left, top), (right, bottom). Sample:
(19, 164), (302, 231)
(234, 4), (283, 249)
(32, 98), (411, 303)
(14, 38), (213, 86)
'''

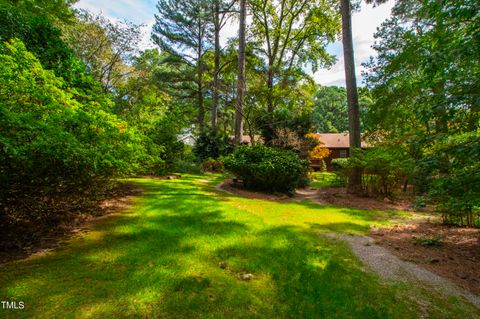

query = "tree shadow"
(0, 178), (249, 318)
(1, 176), (473, 318)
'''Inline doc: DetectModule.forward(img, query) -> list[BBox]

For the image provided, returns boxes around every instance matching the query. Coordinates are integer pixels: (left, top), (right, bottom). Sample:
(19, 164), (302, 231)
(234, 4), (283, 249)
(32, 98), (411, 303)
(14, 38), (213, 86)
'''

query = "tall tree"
(64, 10), (142, 93)
(340, 0), (361, 193)
(211, 0), (235, 130)
(235, 0), (247, 145)
(249, 0), (340, 113)
(152, 0), (213, 130)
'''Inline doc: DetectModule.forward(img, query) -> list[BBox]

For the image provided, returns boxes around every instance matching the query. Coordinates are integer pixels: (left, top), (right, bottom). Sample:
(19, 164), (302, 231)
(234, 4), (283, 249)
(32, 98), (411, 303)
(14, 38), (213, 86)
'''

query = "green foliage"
(202, 158), (224, 173)
(364, 0), (480, 225)
(425, 132), (480, 226)
(330, 158), (349, 187)
(331, 158), (349, 170)
(193, 129), (234, 161)
(310, 172), (337, 188)
(3, 0), (76, 23)
(312, 86), (372, 133)
(249, 0), (340, 113)
(64, 10), (142, 93)
(0, 39), (156, 236)
(0, 2), (100, 91)
(223, 144), (309, 194)
(256, 110), (314, 149)
(349, 147), (414, 197)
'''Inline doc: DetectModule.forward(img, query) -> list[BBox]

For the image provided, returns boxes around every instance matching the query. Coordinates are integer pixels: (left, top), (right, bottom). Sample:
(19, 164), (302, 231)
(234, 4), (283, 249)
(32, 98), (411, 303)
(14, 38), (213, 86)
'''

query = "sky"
(74, 0), (394, 87)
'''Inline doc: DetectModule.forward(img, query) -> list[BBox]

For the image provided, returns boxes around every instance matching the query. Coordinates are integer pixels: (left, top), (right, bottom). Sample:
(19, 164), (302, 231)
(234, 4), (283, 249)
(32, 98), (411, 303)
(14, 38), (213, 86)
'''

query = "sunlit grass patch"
(0, 175), (477, 318)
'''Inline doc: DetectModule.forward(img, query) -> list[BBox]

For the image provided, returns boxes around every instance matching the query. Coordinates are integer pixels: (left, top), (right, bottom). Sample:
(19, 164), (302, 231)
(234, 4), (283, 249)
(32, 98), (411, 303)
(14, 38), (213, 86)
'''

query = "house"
(311, 133), (368, 171)
(229, 135), (263, 145)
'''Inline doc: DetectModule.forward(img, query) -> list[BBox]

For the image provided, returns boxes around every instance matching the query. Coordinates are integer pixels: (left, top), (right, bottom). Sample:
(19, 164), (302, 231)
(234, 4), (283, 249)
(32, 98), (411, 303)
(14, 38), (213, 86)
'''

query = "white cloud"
(75, 0), (156, 24)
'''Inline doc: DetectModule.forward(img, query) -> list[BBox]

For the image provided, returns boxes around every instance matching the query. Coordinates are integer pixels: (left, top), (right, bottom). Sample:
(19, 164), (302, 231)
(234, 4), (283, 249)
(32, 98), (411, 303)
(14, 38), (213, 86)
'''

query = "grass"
(0, 175), (478, 318)
(310, 171), (340, 188)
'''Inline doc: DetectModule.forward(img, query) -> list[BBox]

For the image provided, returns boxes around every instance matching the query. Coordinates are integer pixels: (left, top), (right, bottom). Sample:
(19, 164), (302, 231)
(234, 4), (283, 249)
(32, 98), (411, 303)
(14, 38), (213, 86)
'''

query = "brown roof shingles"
(316, 133), (368, 148)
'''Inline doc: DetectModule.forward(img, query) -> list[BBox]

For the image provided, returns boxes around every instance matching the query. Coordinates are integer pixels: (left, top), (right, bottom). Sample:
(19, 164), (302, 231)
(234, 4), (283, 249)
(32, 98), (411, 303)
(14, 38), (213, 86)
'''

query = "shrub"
(222, 145), (309, 195)
(202, 158), (224, 173)
(0, 40), (155, 246)
(175, 162), (202, 174)
(426, 133), (480, 227)
(319, 160), (327, 172)
(193, 128), (234, 161)
(331, 158), (349, 187)
(345, 147), (414, 197)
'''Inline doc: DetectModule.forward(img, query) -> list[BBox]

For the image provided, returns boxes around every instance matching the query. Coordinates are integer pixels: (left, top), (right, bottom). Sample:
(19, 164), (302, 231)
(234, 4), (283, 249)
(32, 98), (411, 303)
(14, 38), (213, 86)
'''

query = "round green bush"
(222, 145), (309, 195)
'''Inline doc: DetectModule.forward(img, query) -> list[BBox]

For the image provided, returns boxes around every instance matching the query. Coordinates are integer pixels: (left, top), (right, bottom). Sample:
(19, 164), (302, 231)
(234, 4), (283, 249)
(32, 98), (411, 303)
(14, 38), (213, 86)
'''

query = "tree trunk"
(212, 0), (220, 129)
(235, 0), (246, 145)
(267, 69), (274, 113)
(198, 30), (204, 130)
(341, 0), (362, 193)
(198, 77), (204, 129)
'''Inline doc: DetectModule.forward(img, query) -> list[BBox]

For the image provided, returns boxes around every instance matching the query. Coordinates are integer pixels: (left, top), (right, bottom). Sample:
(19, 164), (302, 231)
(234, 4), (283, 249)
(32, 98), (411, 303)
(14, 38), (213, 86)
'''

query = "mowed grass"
(310, 171), (339, 188)
(0, 175), (478, 318)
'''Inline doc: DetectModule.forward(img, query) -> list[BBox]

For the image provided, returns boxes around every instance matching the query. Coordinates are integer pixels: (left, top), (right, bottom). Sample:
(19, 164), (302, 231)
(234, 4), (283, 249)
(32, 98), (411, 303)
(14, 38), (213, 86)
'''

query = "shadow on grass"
(297, 200), (407, 222)
(0, 176), (475, 319)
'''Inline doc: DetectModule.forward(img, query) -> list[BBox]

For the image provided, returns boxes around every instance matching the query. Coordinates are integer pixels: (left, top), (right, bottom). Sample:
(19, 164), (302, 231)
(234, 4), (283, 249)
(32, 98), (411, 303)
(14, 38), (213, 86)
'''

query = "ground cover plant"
(1, 175), (478, 319)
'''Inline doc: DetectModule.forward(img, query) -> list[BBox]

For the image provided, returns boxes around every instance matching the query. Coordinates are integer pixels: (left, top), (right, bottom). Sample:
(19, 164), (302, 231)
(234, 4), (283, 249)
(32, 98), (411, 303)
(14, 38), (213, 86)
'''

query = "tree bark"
(212, 0), (220, 129)
(198, 75), (204, 129)
(197, 53), (204, 130)
(341, 0), (362, 193)
(267, 69), (274, 113)
(235, 0), (246, 145)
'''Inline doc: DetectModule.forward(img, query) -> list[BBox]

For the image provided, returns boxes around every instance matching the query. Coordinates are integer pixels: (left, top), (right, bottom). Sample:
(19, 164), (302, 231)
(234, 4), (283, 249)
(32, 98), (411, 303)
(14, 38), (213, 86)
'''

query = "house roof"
(230, 135), (263, 144)
(315, 133), (368, 148)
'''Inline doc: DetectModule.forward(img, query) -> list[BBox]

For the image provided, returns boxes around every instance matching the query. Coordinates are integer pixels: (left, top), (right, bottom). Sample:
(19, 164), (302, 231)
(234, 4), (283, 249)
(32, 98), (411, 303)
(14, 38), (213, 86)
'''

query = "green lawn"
(310, 172), (340, 188)
(0, 175), (477, 318)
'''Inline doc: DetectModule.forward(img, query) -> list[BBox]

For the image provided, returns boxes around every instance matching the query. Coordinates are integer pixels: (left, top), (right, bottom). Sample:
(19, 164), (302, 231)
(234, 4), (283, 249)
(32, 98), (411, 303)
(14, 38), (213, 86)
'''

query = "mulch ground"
(370, 224), (480, 296)
(0, 183), (142, 265)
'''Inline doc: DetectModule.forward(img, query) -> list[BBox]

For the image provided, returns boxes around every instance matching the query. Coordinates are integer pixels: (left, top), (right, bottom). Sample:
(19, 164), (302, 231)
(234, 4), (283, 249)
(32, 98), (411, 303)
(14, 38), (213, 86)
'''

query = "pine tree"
(152, 0), (213, 130)
(235, 0), (246, 145)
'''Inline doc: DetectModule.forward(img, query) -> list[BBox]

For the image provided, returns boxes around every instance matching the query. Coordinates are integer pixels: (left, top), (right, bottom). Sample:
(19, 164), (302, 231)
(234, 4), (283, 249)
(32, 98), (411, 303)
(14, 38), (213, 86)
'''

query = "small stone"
(429, 258), (440, 264)
(383, 197), (393, 203)
(219, 261), (228, 269)
(240, 273), (253, 281)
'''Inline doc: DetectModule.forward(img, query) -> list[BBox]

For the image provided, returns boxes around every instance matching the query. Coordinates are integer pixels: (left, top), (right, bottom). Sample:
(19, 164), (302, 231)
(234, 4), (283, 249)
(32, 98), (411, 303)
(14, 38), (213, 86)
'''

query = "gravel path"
(331, 234), (480, 309)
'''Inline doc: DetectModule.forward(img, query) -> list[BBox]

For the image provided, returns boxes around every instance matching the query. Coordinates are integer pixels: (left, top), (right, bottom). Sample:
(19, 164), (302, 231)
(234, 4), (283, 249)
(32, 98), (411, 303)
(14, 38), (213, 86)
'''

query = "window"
(339, 150), (347, 158)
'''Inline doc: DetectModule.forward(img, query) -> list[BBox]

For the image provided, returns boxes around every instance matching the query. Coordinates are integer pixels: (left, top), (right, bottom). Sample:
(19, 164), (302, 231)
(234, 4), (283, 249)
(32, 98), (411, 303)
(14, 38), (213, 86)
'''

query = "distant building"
(229, 135), (263, 145)
(311, 133), (368, 171)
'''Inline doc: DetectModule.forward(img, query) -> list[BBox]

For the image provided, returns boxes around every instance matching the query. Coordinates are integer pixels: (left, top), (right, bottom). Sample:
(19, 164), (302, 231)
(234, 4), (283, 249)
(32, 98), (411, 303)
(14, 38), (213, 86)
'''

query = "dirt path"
(330, 234), (480, 309)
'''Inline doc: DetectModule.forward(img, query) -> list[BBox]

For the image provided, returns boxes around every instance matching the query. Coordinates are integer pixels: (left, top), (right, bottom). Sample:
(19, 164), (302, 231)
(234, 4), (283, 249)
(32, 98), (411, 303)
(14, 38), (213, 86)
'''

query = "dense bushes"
(202, 158), (224, 173)
(0, 40), (157, 245)
(332, 148), (413, 197)
(425, 133), (480, 227)
(223, 145), (309, 195)
(350, 147), (414, 197)
(193, 128), (234, 161)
